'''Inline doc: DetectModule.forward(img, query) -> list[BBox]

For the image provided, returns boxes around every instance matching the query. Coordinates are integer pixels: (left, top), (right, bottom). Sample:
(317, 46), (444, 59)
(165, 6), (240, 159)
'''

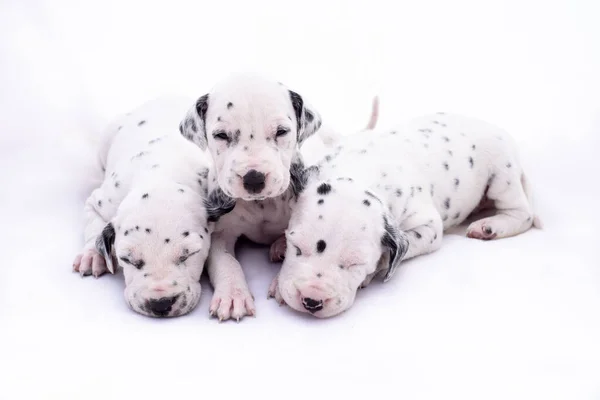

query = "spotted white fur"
(272, 113), (542, 318)
(180, 74), (378, 321)
(73, 97), (233, 318)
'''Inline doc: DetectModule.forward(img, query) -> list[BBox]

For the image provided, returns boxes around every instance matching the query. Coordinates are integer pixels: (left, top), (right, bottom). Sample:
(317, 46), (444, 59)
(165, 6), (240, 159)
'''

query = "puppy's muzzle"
(242, 169), (266, 194)
(302, 297), (324, 313)
(147, 295), (179, 317)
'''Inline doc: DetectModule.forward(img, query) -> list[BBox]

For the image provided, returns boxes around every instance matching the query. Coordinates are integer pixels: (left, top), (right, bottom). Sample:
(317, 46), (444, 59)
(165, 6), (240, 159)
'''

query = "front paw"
(267, 273), (285, 305)
(73, 248), (108, 278)
(209, 284), (256, 322)
(269, 235), (287, 262)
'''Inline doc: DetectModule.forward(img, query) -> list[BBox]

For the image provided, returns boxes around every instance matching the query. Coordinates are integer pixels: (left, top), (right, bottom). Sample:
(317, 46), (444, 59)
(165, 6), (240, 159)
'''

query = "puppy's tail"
(521, 173), (543, 229)
(364, 96), (379, 130)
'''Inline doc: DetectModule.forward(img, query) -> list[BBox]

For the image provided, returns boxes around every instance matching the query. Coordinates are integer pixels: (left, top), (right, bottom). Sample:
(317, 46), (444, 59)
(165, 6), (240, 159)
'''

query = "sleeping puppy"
(72, 97), (234, 318)
(179, 73), (379, 321)
(270, 113), (542, 318)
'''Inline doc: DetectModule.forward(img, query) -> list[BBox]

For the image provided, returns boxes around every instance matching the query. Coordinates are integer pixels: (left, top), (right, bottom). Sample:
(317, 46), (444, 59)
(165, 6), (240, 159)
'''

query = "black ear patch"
(289, 90), (304, 134)
(180, 94), (210, 150)
(381, 215), (409, 282)
(287, 89), (322, 146)
(289, 156), (320, 198)
(95, 222), (116, 274)
(204, 187), (236, 222)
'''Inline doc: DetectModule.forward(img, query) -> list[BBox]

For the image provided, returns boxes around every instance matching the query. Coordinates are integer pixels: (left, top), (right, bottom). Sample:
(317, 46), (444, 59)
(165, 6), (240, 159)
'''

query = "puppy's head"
(277, 178), (409, 318)
(95, 183), (234, 318)
(179, 74), (322, 201)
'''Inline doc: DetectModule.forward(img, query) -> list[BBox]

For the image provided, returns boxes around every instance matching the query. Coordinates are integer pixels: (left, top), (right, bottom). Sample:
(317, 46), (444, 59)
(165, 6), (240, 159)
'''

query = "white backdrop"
(1, 1), (599, 399)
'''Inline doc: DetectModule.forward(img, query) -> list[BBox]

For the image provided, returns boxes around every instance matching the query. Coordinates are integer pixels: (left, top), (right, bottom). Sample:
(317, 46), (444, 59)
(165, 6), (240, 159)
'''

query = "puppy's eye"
(295, 246), (302, 256)
(213, 131), (229, 141)
(276, 127), (289, 137)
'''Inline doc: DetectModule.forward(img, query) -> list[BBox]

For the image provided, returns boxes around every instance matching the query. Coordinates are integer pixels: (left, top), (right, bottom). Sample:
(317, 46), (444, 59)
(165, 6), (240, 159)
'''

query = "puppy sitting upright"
(73, 97), (233, 318)
(271, 113), (542, 318)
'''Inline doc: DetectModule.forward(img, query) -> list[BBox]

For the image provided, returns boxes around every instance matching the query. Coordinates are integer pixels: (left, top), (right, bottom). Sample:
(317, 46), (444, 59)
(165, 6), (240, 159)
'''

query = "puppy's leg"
(400, 205), (444, 261)
(268, 235), (287, 262)
(74, 188), (114, 277)
(467, 172), (536, 240)
(208, 233), (256, 322)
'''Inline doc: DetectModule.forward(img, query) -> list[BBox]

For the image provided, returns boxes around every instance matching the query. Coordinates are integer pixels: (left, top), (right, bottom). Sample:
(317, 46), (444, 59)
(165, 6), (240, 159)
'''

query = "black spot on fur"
(454, 212), (461, 219)
(138, 120), (146, 126)
(250, 134), (254, 140)
(232, 130), (241, 146)
(115, 181), (120, 188)
(142, 193), (149, 199)
(124, 230), (129, 236)
(443, 161), (449, 171)
(506, 162), (512, 168)
(324, 155), (332, 162)
(305, 110), (314, 123)
(117, 126), (122, 131)
(395, 189), (403, 197)
(217, 116), (221, 122)
(178, 188), (184, 193)
(472, 144), (476, 150)
(410, 187), (415, 197)
(317, 183), (332, 195)
(97, 200), (102, 207)
(318, 199), (324, 205)
(165, 238), (170, 243)
(444, 198), (451, 209)
(316, 240), (327, 253)
(469, 157), (474, 168)
(318, 215), (323, 220)
(145, 228), (151, 233)
(363, 199), (371, 206)
(227, 102), (233, 109)
(135, 226), (139, 231)
(414, 231), (422, 239)
(454, 178), (460, 187)
(182, 231), (189, 237)
(152, 164), (159, 169)
(359, 149), (367, 154)
(430, 184), (435, 196)
(442, 136), (450, 142)
(204, 227), (209, 234)
(448, 150), (453, 156)
(442, 215), (448, 221)
(417, 186), (422, 192)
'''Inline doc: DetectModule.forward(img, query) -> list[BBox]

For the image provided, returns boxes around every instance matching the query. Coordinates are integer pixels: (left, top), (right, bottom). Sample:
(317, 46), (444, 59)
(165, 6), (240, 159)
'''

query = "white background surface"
(1, 0), (599, 399)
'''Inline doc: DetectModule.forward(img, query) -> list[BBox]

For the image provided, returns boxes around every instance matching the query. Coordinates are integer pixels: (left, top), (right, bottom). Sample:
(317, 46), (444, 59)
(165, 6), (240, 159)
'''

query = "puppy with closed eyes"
(270, 113), (542, 318)
(73, 96), (234, 318)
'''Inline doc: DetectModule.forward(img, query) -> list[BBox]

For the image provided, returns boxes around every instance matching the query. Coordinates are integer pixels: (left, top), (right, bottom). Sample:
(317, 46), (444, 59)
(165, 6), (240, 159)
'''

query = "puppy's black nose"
(302, 297), (324, 313)
(148, 296), (178, 316)
(242, 169), (266, 193)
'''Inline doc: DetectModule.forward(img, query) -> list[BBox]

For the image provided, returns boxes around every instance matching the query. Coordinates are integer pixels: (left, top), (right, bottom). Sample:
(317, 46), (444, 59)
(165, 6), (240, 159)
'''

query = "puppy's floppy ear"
(288, 155), (321, 198)
(288, 90), (322, 147)
(381, 215), (409, 282)
(204, 187), (236, 222)
(180, 94), (209, 150)
(95, 222), (116, 274)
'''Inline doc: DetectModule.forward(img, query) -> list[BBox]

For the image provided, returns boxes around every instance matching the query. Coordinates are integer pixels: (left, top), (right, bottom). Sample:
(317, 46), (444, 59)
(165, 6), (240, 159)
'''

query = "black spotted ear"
(180, 94), (209, 150)
(204, 187), (236, 222)
(95, 222), (116, 274)
(381, 215), (409, 282)
(288, 155), (320, 198)
(288, 90), (322, 147)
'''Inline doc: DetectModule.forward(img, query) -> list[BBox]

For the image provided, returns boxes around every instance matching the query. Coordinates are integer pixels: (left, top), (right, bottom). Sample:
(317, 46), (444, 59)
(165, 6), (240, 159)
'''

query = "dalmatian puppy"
(270, 113), (542, 318)
(179, 74), (379, 321)
(72, 97), (234, 318)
